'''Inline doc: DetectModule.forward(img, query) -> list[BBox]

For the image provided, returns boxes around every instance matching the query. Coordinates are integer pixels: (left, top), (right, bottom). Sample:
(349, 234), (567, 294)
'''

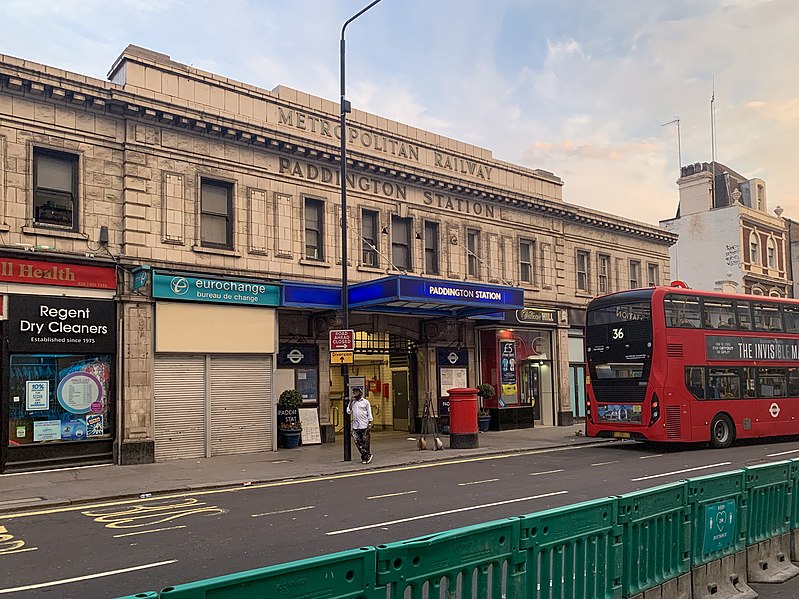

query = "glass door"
(520, 360), (541, 422)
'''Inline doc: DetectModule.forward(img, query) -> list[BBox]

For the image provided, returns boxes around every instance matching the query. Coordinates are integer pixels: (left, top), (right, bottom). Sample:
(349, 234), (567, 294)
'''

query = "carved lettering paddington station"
(423, 191), (495, 218)
(279, 158), (496, 218)
(279, 158), (407, 200)
(434, 152), (493, 180)
(278, 108), (420, 162)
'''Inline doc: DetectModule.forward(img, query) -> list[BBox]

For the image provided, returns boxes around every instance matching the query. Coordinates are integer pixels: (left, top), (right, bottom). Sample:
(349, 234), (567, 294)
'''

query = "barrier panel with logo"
(686, 470), (747, 566)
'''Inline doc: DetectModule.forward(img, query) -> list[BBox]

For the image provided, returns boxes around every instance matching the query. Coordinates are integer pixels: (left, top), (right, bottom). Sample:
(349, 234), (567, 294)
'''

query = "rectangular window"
(702, 298), (736, 330)
(391, 215), (412, 271)
(753, 302), (783, 332)
(576, 250), (590, 292)
(361, 209), (378, 267)
(467, 229), (480, 278)
(597, 254), (610, 294)
(304, 197), (324, 260)
(664, 294), (702, 328)
(708, 367), (740, 399)
(647, 263), (659, 287)
(685, 366), (706, 399)
(200, 179), (233, 249)
(424, 221), (439, 275)
(758, 367), (787, 398)
(629, 260), (641, 289)
(784, 306), (799, 334)
(33, 148), (78, 230)
(735, 301), (753, 331)
(519, 239), (534, 284)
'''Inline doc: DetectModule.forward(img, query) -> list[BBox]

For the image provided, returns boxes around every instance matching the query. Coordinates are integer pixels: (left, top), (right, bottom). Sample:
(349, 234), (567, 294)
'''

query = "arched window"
(749, 232), (760, 265)
(767, 237), (777, 269)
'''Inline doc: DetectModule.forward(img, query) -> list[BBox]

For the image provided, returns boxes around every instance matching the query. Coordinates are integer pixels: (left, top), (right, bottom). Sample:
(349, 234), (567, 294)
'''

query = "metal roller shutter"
(210, 355), (273, 456)
(154, 355), (206, 461)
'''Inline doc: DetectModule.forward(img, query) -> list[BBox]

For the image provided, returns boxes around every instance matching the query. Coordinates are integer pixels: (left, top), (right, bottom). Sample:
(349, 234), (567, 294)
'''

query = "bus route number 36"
(612, 328), (624, 340)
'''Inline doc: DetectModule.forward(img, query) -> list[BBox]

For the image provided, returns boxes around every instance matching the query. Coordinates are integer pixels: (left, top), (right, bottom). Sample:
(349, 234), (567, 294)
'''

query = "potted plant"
(476, 383), (495, 432)
(277, 389), (303, 449)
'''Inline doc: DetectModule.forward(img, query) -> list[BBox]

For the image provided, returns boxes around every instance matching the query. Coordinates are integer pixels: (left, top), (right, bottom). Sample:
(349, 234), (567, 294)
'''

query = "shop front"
(478, 307), (559, 429)
(347, 275), (524, 433)
(1, 256), (117, 473)
(151, 271), (279, 460)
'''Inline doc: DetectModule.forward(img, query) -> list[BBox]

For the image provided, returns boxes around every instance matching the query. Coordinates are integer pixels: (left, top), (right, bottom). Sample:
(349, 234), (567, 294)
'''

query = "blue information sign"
(702, 499), (736, 555)
(152, 272), (280, 306)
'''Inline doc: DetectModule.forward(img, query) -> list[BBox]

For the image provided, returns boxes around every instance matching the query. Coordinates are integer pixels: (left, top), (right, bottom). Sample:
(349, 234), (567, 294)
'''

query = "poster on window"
(499, 340), (517, 386)
(26, 380), (50, 410)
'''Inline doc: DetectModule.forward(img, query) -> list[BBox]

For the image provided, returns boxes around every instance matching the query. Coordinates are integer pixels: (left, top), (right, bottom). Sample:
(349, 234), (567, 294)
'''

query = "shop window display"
(8, 354), (113, 446)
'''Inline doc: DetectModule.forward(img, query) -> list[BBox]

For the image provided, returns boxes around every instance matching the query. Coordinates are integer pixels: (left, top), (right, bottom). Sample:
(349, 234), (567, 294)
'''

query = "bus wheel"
(710, 414), (734, 449)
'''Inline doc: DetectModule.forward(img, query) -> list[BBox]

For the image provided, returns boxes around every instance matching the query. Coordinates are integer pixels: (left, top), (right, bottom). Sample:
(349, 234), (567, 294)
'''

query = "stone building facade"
(0, 45), (675, 471)
(660, 161), (789, 297)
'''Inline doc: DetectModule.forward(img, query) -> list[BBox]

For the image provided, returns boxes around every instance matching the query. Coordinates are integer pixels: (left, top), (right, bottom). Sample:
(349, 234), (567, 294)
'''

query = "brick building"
(0, 45), (675, 471)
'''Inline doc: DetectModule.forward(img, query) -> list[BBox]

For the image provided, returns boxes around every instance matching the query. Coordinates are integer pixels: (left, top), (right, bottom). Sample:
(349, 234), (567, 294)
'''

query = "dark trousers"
(352, 427), (371, 461)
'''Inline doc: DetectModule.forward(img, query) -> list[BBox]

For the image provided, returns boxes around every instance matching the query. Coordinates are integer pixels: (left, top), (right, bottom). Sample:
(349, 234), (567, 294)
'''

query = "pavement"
(0, 425), (608, 513)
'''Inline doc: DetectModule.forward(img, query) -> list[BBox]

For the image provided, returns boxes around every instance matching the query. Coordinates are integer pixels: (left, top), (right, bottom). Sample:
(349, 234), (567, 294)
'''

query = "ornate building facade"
(0, 45), (675, 471)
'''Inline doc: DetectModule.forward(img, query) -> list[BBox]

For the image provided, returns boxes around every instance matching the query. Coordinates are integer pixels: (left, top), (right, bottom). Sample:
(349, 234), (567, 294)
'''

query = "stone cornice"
(0, 61), (676, 246)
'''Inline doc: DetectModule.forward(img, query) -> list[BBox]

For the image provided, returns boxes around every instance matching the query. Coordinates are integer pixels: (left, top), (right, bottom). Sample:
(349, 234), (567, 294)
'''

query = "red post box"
(447, 387), (479, 449)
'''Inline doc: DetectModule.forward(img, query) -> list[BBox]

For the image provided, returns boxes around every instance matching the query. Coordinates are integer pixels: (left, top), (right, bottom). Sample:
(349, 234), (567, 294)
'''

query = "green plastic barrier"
(517, 497), (621, 599)
(156, 547), (377, 599)
(375, 518), (521, 599)
(686, 470), (747, 567)
(790, 459), (799, 530)
(617, 481), (689, 598)
(744, 461), (791, 545)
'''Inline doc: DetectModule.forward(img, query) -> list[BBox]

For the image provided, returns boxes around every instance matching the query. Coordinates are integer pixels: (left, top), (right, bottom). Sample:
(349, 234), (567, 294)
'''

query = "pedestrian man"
(347, 387), (373, 463)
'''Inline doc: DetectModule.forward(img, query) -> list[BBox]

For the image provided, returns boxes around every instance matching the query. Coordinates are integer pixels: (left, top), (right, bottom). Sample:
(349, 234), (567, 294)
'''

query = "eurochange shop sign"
(152, 272), (280, 307)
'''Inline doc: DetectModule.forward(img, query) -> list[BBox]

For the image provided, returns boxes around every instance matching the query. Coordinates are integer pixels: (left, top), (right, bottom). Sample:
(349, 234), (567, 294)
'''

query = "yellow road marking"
(0, 444), (596, 521)
(0, 525), (36, 555)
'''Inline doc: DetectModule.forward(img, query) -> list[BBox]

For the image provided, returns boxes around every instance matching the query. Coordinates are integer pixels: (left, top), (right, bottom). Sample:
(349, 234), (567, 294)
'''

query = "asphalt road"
(3, 437), (799, 598)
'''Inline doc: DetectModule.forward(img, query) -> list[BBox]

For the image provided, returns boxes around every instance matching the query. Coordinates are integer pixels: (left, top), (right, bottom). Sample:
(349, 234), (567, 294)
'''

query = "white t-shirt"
(347, 397), (373, 430)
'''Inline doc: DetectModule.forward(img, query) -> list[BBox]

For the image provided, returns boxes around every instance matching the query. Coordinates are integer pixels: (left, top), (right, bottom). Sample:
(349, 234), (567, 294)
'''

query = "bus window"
(685, 367), (706, 399)
(708, 367), (740, 399)
(742, 367), (756, 397)
(753, 302), (783, 332)
(665, 295), (702, 328)
(758, 367), (787, 397)
(784, 306), (799, 334)
(735, 301), (753, 331)
(788, 368), (799, 397)
(702, 298), (736, 330)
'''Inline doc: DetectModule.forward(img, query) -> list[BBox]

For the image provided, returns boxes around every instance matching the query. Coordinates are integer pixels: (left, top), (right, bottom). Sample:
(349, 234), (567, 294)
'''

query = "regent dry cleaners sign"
(152, 272), (280, 306)
(8, 296), (116, 353)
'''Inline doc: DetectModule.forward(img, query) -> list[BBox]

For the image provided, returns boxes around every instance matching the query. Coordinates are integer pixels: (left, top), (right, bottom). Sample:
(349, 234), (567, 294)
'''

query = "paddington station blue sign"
(152, 272), (281, 306)
(151, 272), (522, 316)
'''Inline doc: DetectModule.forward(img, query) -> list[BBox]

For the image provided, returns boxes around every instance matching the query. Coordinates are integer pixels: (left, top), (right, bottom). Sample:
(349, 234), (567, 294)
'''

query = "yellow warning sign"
(330, 351), (354, 365)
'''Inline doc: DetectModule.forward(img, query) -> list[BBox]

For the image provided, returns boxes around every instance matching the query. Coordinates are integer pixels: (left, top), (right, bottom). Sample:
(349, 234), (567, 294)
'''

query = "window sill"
(0, 223), (9, 233)
(299, 258), (331, 268)
(22, 226), (87, 240)
(191, 245), (241, 258)
(357, 265), (385, 274)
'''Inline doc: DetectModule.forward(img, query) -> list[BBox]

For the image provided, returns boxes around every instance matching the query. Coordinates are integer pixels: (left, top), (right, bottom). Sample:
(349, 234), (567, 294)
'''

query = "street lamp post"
(340, 0), (382, 462)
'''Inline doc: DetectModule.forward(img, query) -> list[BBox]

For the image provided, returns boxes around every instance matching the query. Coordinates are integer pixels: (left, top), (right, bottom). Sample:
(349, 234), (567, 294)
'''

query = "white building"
(660, 161), (789, 297)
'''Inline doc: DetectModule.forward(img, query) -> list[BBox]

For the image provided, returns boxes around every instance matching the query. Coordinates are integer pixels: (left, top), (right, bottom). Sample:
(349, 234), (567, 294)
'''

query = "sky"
(0, 0), (796, 227)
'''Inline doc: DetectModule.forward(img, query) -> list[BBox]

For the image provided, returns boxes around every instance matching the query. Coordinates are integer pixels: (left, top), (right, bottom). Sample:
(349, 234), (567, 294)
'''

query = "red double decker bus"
(585, 286), (799, 448)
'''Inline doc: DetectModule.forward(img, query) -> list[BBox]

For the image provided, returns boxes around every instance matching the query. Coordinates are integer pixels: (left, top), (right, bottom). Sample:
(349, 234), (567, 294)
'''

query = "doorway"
(392, 369), (409, 431)
(520, 360), (541, 423)
(569, 365), (586, 418)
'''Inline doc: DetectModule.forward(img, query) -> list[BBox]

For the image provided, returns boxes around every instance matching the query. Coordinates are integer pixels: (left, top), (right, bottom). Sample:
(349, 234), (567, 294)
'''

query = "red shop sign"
(0, 257), (116, 290)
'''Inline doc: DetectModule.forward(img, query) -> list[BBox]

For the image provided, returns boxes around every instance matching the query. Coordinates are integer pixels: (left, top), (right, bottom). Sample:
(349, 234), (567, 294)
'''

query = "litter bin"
(448, 387), (479, 448)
